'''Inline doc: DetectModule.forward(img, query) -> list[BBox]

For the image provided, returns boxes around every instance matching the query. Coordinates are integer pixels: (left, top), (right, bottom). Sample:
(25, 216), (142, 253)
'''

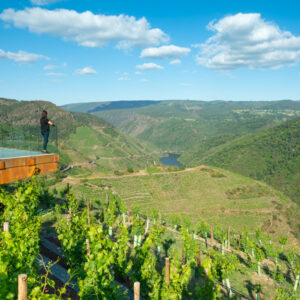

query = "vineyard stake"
(134, 281), (140, 300)
(165, 257), (170, 284)
(293, 275), (299, 291)
(227, 226), (230, 250)
(210, 224), (214, 246)
(66, 183), (69, 196)
(225, 278), (232, 298)
(67, 208), (72, 223)
(3, 221), (9, 232)
(197, 244), (201, 267)
(145, 218), (150, 234)
(109, 226), (113, 237)
(18, 274), (27, 300)
(87, 198), (90, 225)
(86, 239), (90, 261)
(182, 246), (185, 265)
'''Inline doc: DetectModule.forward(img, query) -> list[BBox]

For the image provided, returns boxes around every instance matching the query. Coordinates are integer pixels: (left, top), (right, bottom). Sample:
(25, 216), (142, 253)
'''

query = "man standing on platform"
(40, 110), (55, 153)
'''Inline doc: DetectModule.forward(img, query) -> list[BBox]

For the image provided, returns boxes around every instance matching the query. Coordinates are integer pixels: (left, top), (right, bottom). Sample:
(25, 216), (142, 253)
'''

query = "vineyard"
(0, 179), (299, 299)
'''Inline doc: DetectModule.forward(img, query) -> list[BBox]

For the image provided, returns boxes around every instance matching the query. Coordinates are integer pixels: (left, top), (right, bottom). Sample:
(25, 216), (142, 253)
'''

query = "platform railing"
(0, 124), (58, 154)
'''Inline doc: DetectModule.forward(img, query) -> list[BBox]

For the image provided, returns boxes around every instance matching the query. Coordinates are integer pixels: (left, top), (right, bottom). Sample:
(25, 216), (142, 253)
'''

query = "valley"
(1, 97), (300, 299)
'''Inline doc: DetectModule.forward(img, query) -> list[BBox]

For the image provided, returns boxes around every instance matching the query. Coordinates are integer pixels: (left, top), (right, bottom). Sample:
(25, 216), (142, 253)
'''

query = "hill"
(56, 165), (299, 245)
(0, 97), (158, 172)
(180, 118), (300, 206)
(63, 100), (300, 152)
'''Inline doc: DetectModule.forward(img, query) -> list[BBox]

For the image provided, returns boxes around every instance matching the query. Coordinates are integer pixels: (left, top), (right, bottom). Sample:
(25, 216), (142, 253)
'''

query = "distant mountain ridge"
(63, 99), (300, 152)
(62, 100), (161, 114)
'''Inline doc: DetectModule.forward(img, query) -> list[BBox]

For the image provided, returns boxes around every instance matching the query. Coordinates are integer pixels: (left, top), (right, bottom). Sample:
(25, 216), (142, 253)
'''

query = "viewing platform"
(0, 148), (59, 184)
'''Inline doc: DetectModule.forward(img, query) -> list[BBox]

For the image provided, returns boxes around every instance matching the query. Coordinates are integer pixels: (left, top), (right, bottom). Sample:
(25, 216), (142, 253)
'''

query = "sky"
(0, 0), (300, 105)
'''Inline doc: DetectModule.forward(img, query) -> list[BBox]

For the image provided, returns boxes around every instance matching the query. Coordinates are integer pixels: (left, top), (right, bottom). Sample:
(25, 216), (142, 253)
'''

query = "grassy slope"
(62, 126), (158, 175)
(63, 100), (300, 152)
(57, 165), (298, 246)
(0, 98), (158, 171)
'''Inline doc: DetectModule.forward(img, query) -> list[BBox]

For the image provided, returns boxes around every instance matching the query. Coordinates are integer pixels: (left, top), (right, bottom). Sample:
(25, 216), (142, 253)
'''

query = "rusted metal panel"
(0, 162), (58, 184)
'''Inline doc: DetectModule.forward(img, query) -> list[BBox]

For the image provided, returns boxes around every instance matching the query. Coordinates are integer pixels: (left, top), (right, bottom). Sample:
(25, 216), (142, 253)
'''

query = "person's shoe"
(42, 150), (48, 153)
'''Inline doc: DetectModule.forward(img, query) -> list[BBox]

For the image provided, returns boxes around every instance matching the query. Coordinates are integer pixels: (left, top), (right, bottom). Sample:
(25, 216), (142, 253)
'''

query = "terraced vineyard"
(1, 178), (299, 299)
(62, 166), (296, 244)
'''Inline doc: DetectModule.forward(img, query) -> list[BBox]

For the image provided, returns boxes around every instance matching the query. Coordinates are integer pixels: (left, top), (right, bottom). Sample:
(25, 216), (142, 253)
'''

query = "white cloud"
(44, 72), (65, 76)
(0, 48), (47, 63)
(30, 0), (61, 5)
(140, 45), (190, 59)
(140, 78), (149, 82)
(180, 83), (192, 86)
(197, 13), (300, 70)
(76, 66), (97, 75)
(170, 59), (181, 65)
(135, 71), (142, 75)
(43, 62), (66, 70)
(136, 62), (163, 70)
(0, 8), (169, 49)
(118, 77), (131, 81)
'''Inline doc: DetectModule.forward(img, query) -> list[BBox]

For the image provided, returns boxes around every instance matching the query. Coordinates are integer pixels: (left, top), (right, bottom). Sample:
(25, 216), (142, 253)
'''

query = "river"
(159, 153), (184, 167)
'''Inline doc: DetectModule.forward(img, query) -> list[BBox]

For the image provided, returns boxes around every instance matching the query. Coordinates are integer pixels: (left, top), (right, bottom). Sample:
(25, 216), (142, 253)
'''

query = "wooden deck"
(0, 148), (59, 184)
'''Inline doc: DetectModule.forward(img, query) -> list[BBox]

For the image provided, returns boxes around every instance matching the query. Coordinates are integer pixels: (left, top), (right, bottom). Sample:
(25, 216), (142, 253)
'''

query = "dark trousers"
(41, 131), (49, 151)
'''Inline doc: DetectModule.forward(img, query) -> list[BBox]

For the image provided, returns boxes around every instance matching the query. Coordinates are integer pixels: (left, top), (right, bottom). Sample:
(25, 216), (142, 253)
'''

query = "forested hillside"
(180, 117), (300, 204)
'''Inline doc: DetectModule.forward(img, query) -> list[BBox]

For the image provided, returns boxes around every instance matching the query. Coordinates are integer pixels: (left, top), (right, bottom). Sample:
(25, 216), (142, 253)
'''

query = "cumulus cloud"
(76, 66), (97, 75)
(0, 48), (47, 63)
(30, 0), (61, 5)
(140, 45), (190, 59)
(0, 8), (169, 49)
(118, 76), (131, 81)
(170, 59), (181, 65)
(44, 72), (65, 76)
(44, 62), (66, 70)
(135, 71), (142, 75)
(196, 13), (300, 70)
(136, 62), (163, 70)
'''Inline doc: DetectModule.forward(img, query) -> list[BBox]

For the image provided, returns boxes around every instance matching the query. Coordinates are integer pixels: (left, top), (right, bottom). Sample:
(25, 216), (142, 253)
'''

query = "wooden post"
(165, 257), (170, 284)
(66, 183), (70, 196)
(210, 224), (214, 246)
(3, 222), (9, 232)
(127, 200), (131, 223)
(87, 198), (90, 225)
(227, 226), (230, 250)
(197, 244), (201, 267)
(86, 239), (90, 261)
(182, 246), (185, 265)
(67, 208), (72, 223)
(134, 281), (140, 300)
(18, 274), (27, 300)
(238, 234), (241, 248)
(145, 218), (150, 234)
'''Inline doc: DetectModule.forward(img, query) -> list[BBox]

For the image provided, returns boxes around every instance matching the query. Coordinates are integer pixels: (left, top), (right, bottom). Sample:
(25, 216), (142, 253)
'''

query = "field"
(53, 166), (298, 248)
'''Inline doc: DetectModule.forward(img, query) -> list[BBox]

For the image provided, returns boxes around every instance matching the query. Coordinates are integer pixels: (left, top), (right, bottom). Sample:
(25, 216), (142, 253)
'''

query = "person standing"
(40, 110), (55, 153)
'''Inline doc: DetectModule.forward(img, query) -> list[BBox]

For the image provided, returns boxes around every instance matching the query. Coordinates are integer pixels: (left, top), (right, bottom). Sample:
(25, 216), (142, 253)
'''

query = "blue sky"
(0, 0), (300, 105)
